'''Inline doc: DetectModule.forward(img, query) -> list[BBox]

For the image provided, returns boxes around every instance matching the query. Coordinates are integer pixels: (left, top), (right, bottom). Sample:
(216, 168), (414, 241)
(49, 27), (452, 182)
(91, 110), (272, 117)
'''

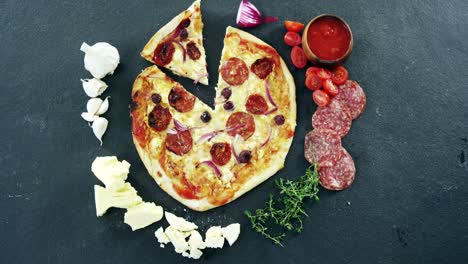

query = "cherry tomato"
(285, 20), (304, 33)
(284, 31), (301, 46)
(306, 66), (321, 77)
(312, 90), (330, 107)
(305, 73), (322, 91)
(316, 68), (332, 80)
(322, 79), (339, 96)
(331, 65), (349, 85)
(290, 46), (307, 69)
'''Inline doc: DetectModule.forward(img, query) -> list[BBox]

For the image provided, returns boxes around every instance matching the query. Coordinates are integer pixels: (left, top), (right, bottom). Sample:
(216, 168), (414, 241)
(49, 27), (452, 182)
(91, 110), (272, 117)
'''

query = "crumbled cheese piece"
(188, 248), (203, 259)
(165, 212), (198, 232)
(94, 184), (142, 217)
(205, 226), (224, 248)
(124, 202), (163, 231)
(222, 223), (241, 246)
(80, 42), (120, 79)
(91, 156), (130, 191)
(188, 230), (206, 250)
(155, 227), (170, 244)
(165, 226), (190, 254)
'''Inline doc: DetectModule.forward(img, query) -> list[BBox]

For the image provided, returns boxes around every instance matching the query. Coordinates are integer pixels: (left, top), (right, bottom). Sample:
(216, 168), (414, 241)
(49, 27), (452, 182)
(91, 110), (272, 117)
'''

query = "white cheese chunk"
(205, 226), (224, 248)
(188, 230), (206, 250)
(165, 226), (190, 254)
(165, 212), (198, 232)
(91, 156), (130, 192)
(155, 227), (170, 244)
(94, 184), (142, 217)
(188, 248), (203, 259)
(124, 202), (163, 231)
(222, 223), (241, 246)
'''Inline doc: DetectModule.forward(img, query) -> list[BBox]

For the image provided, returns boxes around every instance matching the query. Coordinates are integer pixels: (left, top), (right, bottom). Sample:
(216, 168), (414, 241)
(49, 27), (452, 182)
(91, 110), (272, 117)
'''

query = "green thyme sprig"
(245, 165), (320, 246)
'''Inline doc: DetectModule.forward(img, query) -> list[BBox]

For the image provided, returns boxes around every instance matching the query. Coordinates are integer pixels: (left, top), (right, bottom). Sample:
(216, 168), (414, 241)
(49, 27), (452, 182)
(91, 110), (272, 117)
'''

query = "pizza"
(140, 0), (208, 85)
(130, 26), (296, 211)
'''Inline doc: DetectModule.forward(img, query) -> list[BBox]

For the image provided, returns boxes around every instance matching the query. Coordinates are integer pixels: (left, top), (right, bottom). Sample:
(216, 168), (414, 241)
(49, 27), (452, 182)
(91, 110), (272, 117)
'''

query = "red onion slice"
(174, 41), (186, 62)
(193, 73), (209, 84)
(197, 131), (218, 144)
(174, 119), (188, 131)
(231, 135), (240, 163)
(167, 128), (178, 135)
(236, 0), (278, 28)
(260, 126), (272, 148)
(199, 160), (222, 178)
(265, 80), (277, 107)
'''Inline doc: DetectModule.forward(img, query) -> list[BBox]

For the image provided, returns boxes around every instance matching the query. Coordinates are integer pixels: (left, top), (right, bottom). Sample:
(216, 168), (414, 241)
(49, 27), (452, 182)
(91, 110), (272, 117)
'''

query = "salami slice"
(210, 143), (231, 166)
(245, 94), (268, 115)
(304, 128), (342, 167)
(168, 86), (195, 113)
(318, 147), (355, 190)
(220, 58), (249, 86)
(148, 105), (172, 132)
(186, 41), (201, 60)
(153, 41), (175, 66)
(166, 130), (193, 156)
(226, 112), (255, 140)
(250, 57), (273, 79)
(334, 80), (366, 120)
(312, 99), (352, 138)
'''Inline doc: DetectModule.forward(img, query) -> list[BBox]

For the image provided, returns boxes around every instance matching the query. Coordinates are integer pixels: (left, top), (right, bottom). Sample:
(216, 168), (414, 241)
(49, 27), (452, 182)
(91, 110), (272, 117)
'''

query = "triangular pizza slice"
(141, 0), (208, 85)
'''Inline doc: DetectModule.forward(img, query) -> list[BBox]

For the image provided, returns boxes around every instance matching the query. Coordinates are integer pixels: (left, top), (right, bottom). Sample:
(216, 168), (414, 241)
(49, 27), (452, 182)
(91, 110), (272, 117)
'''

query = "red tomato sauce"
(307, 16), (351, 61)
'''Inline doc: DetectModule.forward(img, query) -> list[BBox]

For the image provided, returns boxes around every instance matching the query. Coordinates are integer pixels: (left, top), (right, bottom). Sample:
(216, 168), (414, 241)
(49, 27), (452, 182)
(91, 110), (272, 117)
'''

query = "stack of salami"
(304, 80), (366, 190)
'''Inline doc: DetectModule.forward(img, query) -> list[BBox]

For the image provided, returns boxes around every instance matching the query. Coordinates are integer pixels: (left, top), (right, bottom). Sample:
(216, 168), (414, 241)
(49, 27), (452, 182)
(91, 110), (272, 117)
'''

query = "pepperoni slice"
(312, 100), (352, 138)
(148, 105), (172, 132)
(226, 112), (255, 140)
(220, 58), (249, 86)
(153, 41), (175, 66)
(318, 147), (355, 190)
(166, 130), (193, 155)
(186, 41), (201, 60)
(245, 94), (268, 115)
(210, 143), (232, 166)
(334, 80), (366, 120)
(168, 86), (195, 113)
(304, 128), (342, 167)
(250, 57), (273, 79)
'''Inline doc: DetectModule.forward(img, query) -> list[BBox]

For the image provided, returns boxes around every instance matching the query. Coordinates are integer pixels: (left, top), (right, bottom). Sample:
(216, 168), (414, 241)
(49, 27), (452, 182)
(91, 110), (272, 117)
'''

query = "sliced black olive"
(223, 101), (234, 111)
(221, 87), (232, 100)
(238, 150), (252, 163)
(200, 111), (211, 123)
(274, 114), (285, 125)
(151, 93), (161, 104)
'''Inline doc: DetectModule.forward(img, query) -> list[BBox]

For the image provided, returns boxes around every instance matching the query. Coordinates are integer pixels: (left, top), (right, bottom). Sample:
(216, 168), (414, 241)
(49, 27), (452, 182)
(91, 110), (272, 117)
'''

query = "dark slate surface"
(1, 0), (468, 263)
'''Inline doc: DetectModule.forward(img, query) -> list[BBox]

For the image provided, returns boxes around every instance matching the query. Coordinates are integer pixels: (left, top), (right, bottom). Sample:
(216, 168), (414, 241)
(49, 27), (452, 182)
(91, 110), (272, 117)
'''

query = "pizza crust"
(132, 27), (296, 211)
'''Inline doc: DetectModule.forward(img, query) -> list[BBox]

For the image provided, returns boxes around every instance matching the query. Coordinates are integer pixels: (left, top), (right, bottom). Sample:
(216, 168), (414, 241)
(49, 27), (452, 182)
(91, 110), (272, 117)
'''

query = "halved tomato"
(331, 65), (349, 85)
(285, 20), (304, 33)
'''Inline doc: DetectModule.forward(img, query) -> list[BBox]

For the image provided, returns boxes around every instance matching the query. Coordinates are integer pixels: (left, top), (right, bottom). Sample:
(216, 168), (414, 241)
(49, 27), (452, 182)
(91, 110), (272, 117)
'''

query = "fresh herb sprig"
(245, 165), (320, 246)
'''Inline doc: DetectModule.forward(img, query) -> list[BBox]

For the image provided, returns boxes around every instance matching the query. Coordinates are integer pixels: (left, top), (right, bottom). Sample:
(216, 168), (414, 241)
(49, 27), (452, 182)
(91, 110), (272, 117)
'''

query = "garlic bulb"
(81, 112), (98, 122)
(87, 98), (103, 114)
(92, 117), (108, 146)
(81, 78), (108, 98)
(96, 97), (110, 115)
(80, 42), (120, 79)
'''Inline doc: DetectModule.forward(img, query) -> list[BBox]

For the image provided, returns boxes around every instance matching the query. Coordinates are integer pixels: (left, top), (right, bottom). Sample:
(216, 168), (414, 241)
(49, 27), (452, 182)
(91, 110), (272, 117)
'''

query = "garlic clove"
(96, 96), (110, 115)
(92, 117), (108, 146)
(81, 42), (120, 79)
(81, 112), (98, 122)
(87, 98), (103, 115)
(81, 78), (108, 98)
